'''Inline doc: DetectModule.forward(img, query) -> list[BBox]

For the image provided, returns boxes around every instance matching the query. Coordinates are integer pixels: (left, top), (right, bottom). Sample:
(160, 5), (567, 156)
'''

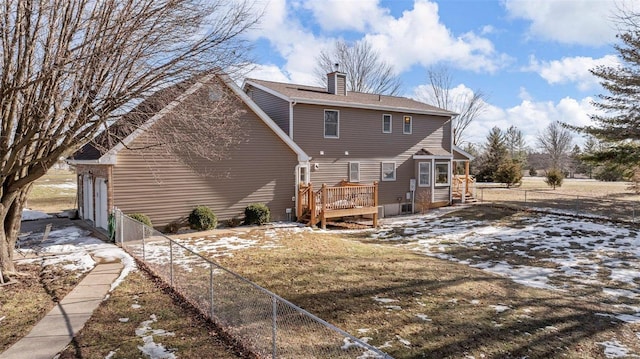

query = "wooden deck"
(297, 181), (379, 229)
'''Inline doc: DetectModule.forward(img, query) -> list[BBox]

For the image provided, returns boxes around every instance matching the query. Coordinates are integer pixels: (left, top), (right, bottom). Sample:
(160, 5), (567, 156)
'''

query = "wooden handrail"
(298, 181), (379, 228)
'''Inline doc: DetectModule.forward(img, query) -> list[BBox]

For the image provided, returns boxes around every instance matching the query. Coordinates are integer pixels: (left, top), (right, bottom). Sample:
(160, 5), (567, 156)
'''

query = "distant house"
(244, 71), (474, 220)
(69, 71), (473, 231)
(68, 73), (308, 230)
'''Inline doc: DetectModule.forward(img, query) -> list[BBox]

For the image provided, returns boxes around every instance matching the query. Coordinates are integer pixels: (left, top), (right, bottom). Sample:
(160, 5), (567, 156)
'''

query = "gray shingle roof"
(246, 78), (456, 117)
(70, 81), (192, 161)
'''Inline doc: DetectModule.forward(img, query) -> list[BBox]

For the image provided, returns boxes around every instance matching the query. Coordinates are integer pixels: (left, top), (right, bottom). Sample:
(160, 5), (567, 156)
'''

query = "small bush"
(244, 203), (270, 225)
(495, 160), (523, 188)
(544, 169), (564, 189)
(226, 216), (243, 228)
(128, 213), (152, 227)
(164, 221), (181, 234)
(188, 206), (217, 231)
(529, 167), (537, 176)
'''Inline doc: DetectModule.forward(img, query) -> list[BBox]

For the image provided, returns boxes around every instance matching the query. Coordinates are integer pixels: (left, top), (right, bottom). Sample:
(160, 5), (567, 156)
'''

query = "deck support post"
(373, 181), (379, 227)
(321, 183), (327, 229)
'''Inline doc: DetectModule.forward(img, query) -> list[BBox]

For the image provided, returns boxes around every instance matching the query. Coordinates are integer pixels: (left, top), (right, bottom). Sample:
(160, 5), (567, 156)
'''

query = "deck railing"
(297, 181), (378, 228)
(453, 175), (476, 200)
(322, 183), (377, 210)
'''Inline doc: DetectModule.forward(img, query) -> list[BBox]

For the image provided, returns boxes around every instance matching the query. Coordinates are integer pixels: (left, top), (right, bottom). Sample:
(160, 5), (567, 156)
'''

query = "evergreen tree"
(475, 127), (508, 182)
(576, 8), (640, 166)
(494, 160), (523, 188)
(505, 125), (528, 165)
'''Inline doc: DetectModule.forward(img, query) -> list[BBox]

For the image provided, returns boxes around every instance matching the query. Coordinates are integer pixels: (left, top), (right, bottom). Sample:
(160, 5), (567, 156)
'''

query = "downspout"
(289, 100), (297, 139)
(431, 158), (435, 204)
(294, 164), (300, 221)
(293, 161), (309, 222)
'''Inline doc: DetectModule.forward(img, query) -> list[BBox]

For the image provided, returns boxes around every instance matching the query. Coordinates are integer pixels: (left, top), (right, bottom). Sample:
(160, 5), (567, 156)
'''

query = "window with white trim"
(299, 165), (308, 184)
(435, 162), (450, 185)
(382, 114), (392, 133)
(381, 162), (396, 181)
(418, 162), (431, 187)
(349, 162), (360, 182)
(403, 115), (412, 134)
(324, 109), (339, 138)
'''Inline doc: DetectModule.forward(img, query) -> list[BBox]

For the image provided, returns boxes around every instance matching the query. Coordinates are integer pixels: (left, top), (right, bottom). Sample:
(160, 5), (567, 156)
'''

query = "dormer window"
(403, 116), (412, 134)
(324, 109), (339, 138)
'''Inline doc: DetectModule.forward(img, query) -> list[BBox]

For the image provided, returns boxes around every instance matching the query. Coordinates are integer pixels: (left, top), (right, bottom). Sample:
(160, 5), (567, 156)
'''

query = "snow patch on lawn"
(136, 314), (176, 359)
(16, 226), (135, 291)
(490, 305), (510, 313)
(372, 296), (398, 304)
(598, 339), (633, 358)
(40, 182), (76, 189)
(22, 209), (52, 220)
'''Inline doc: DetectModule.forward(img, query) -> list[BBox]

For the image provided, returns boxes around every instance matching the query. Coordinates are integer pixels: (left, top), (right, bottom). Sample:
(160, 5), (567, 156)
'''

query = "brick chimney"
(327, 63), (347, 96)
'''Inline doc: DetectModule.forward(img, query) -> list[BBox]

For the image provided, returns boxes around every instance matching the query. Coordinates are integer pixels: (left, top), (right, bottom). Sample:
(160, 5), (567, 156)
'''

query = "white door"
(95, 178), (108, 230)
(82, 175), (94, 222)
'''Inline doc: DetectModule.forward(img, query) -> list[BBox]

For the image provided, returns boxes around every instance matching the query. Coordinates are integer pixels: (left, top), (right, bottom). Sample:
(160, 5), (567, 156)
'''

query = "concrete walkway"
(0, 261), (123, 359)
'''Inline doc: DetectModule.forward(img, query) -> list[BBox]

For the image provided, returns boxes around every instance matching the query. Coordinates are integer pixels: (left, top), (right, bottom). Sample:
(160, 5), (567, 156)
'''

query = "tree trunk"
(0, 187), (30, 282)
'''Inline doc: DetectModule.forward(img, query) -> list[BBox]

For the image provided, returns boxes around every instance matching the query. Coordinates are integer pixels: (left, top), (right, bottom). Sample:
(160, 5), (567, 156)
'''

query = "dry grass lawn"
(8, 175), (640, 358)
(206, 210), (639, 359)
(27, 169), (76, 213)
(57, 270), (247, 359)
(0, 262), (84, 352)
(478, 177), (640, 222)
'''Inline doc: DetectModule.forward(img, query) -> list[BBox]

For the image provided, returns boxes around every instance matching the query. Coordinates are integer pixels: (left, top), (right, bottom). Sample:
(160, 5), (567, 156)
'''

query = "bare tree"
(315, 39), (402, 95)
(421, 66), (488, 145)
(0, 0), (259, 280)
(537, 121), (573, 171)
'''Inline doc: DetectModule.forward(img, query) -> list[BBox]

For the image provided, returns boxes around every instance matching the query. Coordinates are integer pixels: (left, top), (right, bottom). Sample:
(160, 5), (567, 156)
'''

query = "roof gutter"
(290, 97), (457, 117)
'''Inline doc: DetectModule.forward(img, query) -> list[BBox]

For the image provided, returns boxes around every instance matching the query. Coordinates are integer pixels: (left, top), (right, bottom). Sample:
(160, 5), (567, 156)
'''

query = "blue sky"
(242, 0), (634, 148)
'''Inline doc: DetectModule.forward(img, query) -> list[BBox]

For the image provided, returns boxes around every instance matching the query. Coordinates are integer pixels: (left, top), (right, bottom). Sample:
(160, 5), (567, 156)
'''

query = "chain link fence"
(478, 187), (639, 223)
(114, 209), (392, 359)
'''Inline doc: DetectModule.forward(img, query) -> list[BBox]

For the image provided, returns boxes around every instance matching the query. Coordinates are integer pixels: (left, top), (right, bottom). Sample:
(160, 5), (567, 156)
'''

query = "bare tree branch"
(420, 66), (488, 146)
(537, 121), (573, 171)
(314, 39), (402, 95)
(0, 0), (260, 279)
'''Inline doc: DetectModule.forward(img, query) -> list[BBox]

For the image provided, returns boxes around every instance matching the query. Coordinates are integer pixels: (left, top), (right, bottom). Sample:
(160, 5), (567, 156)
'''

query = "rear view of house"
(69, 73), (308, 230)
(244, 71), (473, 220)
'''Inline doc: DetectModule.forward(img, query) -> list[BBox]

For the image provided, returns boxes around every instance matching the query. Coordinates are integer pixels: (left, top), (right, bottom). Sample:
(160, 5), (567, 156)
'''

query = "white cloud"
(503, 0), (628, 46)
(460, 96), (595, 148)
(365, 0), (510, 73)
(412, 82), (481, 113)
(243, 64), (291, 82)
(527, 55), (619, 91)
(518, 87), (532, 101)
(303, 0), (390, 32)
(246, 0), (510, 83)
(244, 0), (328, 85)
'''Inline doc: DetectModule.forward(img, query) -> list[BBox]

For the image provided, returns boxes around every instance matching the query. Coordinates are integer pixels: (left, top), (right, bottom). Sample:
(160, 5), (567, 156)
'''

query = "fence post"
(480, 187), (484, 202)
(119, 210), (124, 246)
(272, 296), (277, 359)
(142, 226), (146, 262)
(575, 195), (580, 215)
(524, 190), (527, 205)
(169, 241), (174, 287)
(210, 263), (214, 319)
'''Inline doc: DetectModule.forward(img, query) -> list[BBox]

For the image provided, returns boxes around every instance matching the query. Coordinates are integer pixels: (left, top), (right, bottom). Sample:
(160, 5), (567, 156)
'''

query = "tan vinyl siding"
(337, 74), (346, 96)
(246, 85), (290, 134)
(296, 104), (451, 205)
(112, 108), (297, 227)
(434, 187), (450, 202)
